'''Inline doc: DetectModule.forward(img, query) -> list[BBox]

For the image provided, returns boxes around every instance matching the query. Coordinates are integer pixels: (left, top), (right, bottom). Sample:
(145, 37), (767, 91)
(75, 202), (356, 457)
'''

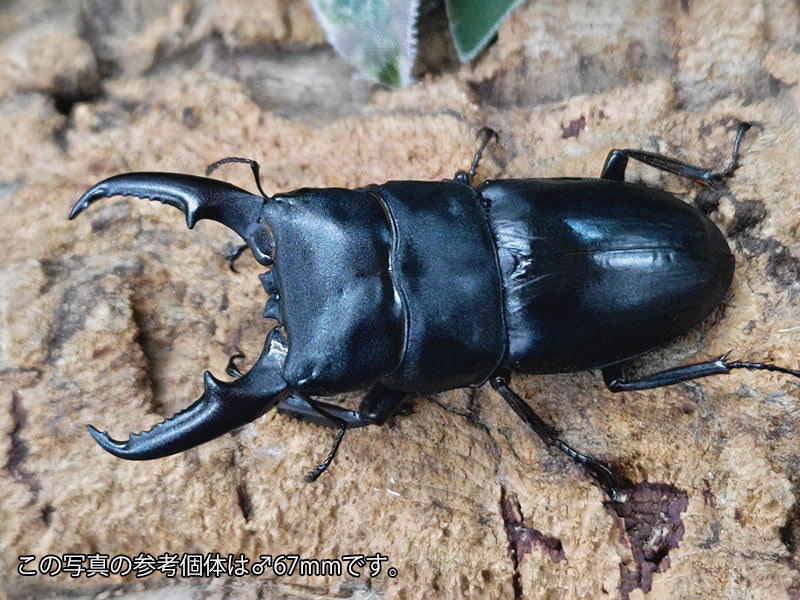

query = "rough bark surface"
(1, 1), (800, 599)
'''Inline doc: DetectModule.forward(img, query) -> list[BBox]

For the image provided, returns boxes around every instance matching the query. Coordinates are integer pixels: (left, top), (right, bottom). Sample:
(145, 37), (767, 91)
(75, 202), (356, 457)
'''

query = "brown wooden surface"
(1, 1), (800, 598)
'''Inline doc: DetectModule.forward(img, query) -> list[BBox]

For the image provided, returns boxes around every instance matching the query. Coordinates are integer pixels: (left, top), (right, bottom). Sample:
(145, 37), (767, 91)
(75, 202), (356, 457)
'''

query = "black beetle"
(70, 124), (800, 501)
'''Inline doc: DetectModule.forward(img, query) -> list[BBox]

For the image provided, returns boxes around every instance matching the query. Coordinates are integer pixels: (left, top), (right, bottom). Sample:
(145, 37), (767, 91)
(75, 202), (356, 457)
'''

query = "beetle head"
(70, 173), (287, 459)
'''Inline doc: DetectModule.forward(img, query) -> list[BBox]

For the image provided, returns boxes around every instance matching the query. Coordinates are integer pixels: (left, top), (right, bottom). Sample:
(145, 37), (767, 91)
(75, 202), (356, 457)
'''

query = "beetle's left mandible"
(69, 173), (289, 459)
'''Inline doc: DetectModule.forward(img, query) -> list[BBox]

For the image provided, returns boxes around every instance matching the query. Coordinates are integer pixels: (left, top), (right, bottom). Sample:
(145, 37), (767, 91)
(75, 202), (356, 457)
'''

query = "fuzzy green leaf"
(445, 0), (524, 62)
(310, 0), (420, 88)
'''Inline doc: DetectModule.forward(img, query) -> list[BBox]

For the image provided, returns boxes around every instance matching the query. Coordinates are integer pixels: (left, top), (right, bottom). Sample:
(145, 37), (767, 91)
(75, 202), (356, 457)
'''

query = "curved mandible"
(69, 172), (274, 265)
(88, 329), (290, 459)
(72, 171), (287, 458)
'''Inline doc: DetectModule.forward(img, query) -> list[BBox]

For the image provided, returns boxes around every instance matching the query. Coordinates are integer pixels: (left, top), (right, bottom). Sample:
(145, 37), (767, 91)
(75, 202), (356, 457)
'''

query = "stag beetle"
(70, 123), (800, 502)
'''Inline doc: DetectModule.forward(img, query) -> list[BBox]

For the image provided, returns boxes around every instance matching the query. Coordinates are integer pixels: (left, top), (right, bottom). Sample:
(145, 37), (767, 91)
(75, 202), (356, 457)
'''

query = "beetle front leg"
(277, 383), (409, 428)
(276, 384), (410, 481)
(303, 399), (348, 482)
(601, 121), (757, 186)
(276, 395), (371, 428)
(226, 244), (249, 273)
(602, 353), (800, 392)
(491, 375), (627, 503)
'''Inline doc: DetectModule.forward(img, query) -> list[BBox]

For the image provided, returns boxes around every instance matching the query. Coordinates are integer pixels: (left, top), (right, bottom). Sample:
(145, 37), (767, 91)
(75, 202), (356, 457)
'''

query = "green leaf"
(445, 0), (524, 62)
(311, 0), (420, 88)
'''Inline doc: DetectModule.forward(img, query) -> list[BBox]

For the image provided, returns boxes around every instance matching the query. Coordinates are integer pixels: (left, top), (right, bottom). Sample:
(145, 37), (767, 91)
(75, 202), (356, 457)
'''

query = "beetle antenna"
(226, 244), (249, 273)
(206, 156), (269, 200)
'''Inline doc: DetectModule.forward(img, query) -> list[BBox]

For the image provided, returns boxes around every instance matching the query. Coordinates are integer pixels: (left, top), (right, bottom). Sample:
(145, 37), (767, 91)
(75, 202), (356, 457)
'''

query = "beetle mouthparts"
(70, 172), (274, 266)
(87, 328), (291, 460)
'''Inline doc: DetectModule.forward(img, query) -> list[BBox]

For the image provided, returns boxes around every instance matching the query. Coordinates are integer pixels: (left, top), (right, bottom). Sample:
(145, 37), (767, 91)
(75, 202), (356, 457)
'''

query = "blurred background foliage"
(310, 0), (524, 87)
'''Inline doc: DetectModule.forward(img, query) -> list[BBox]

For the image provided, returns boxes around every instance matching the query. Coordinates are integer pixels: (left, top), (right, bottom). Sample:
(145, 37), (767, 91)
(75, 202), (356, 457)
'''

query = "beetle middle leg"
(602, 352), (800, 392)
(455, 127), (498, 186)
(600, 121), (759, 186)
(491, 375), (626, 503)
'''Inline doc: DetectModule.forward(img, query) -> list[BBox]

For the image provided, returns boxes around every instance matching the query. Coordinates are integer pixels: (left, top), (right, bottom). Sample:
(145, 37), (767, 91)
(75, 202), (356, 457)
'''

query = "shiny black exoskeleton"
(70, 124), (800, 501)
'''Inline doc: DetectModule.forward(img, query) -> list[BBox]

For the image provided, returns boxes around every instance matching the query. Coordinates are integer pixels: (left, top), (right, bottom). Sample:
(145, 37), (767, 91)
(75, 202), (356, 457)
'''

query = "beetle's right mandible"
(70, 173), (289, 459)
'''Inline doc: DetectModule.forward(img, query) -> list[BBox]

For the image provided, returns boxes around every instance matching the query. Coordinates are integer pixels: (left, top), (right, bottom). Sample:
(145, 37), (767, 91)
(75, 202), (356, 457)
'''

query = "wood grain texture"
(1, 1), (800, 598)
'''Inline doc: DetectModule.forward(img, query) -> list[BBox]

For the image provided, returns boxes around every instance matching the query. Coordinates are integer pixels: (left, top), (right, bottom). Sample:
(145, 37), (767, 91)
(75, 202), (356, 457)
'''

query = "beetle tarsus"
(227, 244), (248, 273)
(603, 350), (800, 392)
(722, 357), (800, 379)
(711, 121), (763, 182)
(553, 439), (628, 503)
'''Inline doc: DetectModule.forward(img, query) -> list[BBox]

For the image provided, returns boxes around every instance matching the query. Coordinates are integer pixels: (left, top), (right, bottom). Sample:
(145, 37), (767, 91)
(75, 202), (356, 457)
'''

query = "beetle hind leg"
(491, 375), (627, 503)
(601, 121), (759, 186)
(602, 352), (800, 392)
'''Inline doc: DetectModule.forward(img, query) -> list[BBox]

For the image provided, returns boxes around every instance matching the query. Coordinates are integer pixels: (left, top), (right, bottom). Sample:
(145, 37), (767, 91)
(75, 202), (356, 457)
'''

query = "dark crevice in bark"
(611, 482), (689, 600)
(51, 87), (103, 118)
(231, 449), (254, 524)
(499, 486), (526, 600)
(431, 395), (529, 598)
(502, 489), (566, 565)
(781, 500), (800, 599)
(40, 503), (54, 526)
(236, 480), (254, 523)
(500, 486), (566, 600)
(129, 295), (161, 416)
(6, 391), (41, 494)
